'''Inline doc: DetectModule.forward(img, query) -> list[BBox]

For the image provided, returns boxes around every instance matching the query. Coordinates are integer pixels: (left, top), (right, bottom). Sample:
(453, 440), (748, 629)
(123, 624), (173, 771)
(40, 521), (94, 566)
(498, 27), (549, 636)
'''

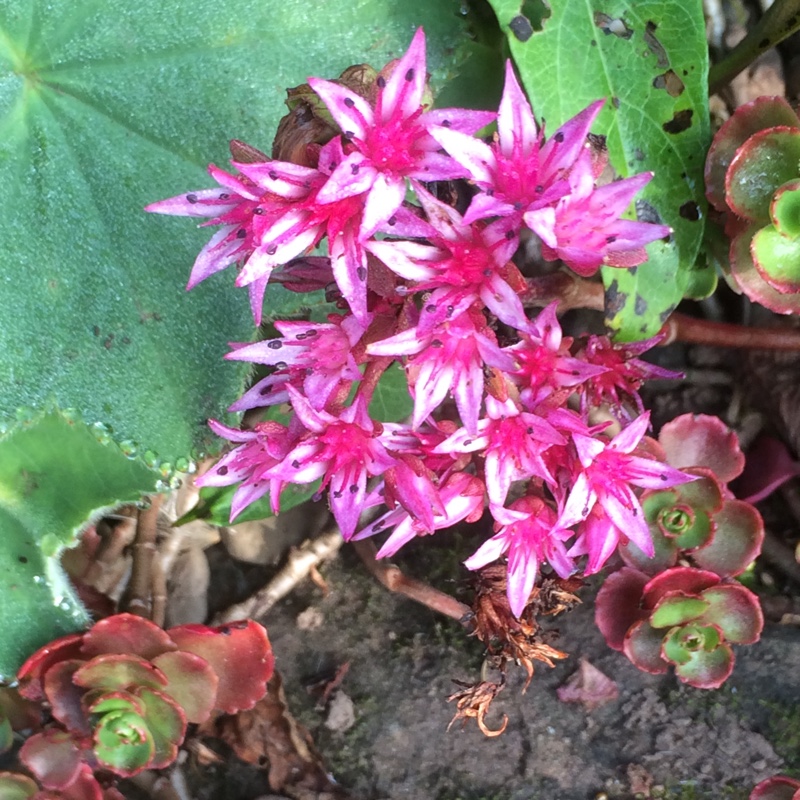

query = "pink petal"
(380, 28), (427, 120)
(307, 78), (374, 139)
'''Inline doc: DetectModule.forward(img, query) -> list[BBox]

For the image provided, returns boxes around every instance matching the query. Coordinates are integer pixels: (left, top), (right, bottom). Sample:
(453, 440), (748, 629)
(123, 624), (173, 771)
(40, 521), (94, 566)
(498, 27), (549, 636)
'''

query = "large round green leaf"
(0, 0), (469, 464)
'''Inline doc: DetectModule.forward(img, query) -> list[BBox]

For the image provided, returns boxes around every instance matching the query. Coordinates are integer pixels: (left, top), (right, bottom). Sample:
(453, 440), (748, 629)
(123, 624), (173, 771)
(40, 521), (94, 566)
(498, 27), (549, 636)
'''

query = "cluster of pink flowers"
(148, 29), (688, 617)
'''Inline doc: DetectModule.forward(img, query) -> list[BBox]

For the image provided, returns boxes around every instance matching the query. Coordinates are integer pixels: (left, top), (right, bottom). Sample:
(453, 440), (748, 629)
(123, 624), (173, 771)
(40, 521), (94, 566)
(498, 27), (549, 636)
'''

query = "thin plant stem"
(352, 539), (472, 623)
(122, 494), (163, 619)
(709, 0), (800, 94)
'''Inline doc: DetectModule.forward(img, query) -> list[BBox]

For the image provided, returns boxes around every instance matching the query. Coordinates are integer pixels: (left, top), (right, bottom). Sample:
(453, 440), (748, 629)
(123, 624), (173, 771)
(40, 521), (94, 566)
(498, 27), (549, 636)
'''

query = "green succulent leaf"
(486, 0), (711, 340)
(771, 179), (800, 238)
(0, 773), (38, 800)
(0, 412), (155, 679)
(673, 638), (733, 689)
(751, 225), (800, 292)
(726, 129), (800, 223)
(94, 710), (155, 773)
(0, 0), (471, 465)
(698, 584), (764, 644)
(650, 594), (708, 628)
(136, 688), (186, 769)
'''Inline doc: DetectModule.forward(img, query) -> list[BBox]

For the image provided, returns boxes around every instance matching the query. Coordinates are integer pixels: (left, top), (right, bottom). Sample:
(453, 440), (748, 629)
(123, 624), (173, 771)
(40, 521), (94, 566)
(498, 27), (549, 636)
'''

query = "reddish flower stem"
(661, 313), (800, 351)
(352, 540), (472, 622)
(522, 274), (800, 351)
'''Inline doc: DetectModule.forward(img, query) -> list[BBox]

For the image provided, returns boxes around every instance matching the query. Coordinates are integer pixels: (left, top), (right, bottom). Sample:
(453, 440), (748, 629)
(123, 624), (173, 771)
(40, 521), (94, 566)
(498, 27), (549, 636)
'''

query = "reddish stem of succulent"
(523, 275), (800, 351)
(662, 313), (800, 350)
(122, 494), (163, 618)
(352, 540), (472, 622)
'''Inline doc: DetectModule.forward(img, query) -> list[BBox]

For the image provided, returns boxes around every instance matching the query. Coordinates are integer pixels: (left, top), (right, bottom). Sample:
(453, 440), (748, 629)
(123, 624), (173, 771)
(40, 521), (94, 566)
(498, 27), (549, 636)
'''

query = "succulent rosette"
(596, 566), (764, 689)
(705, 95), (800, 312)
(0, 766), (125, 800)
(15, 614), (273, 790)
(620, 414), (763, 578)
(751, 777), (800, 800)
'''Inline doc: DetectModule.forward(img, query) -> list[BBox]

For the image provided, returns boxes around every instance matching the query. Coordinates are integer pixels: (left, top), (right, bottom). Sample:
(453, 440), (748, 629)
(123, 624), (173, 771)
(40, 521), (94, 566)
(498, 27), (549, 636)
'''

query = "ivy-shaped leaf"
(487, 0), (711, 339)
(0, 411), (155, 678)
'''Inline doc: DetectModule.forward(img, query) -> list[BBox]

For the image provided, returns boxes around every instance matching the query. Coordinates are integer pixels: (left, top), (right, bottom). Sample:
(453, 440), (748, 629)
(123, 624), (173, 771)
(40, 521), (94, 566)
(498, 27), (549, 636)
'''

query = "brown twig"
(662, 313), (800, 350)
(211, 528), (343, 624)
(521, 273), (604, 312)
(121, 494), (163, 619)
(352, 539), (471, 622)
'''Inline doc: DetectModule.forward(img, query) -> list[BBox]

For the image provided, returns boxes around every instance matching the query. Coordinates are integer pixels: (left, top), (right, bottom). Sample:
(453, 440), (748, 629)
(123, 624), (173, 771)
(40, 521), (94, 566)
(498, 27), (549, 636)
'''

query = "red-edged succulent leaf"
(16, 634), (84, 702)
(751, 224), (800, 294)
(705, 96), (800, 212)
(80, 614), (177, 660)
(726, 128), (800, 222)
(751, 776), (800, 800)
(730, 223), (800, 313)
(641, 567), (720, 610)
(55, 764), (107, 800)
(43, 661), (90, 737)
(0, 772), (38, 799)
(650, 592), (709, 628)
(692, 500), (764, 577)
(620, 516), (679, 575)
(623, 620), (669, 674)
(151, 650), (219, 724)
(672, 638), (734, 689)
(167, 620), (273, 713)
(771, 178), (800, 239)
(73, 655), (168, 693)
(134, 688), (186, 769)
(658, 415), (745, 484)
(735, 435), (800, 504)
(595, 568), (649, 651)
(698, 584), (764, 644)
(19, 729), (83, 790)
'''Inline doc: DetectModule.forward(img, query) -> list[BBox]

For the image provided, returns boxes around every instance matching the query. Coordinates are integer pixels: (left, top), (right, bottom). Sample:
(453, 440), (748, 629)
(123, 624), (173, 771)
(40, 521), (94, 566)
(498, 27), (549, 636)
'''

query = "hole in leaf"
(594, 12), (633, 39)
(653, 69), (685, 97)
(663, 109), (694, 134)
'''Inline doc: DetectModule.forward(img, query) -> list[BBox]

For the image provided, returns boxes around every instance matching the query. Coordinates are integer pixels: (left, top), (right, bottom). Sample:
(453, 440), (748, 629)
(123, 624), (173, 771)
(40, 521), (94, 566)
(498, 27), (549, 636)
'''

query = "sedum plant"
(705, 95), (800, 312)
(596, 415), (765, 689)
(148, 28), (693, 621)
(8, 614), (273, 794)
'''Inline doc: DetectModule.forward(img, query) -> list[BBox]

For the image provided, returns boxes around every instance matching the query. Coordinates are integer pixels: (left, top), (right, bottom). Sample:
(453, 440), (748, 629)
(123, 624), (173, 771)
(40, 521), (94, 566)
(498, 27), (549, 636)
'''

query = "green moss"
(761, 699), (800, 777)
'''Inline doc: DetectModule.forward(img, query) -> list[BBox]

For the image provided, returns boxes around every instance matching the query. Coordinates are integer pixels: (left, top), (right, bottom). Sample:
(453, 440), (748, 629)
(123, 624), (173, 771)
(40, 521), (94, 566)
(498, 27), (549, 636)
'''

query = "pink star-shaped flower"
(465, 496), (574, 618)
(430, 61), (603, 228)
(264, 388), (396, 539)
(557, 412), (695, 557)
(308, 28), (495, 241)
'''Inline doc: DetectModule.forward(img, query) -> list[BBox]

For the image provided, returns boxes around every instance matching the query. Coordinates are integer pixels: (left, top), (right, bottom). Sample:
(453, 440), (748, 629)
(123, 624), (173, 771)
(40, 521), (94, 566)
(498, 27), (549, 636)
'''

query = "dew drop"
(175, 457), (190, 472)
(32, 575), (44, 585)
(119, 440), (138, 458)
(143, 450), (160, 469)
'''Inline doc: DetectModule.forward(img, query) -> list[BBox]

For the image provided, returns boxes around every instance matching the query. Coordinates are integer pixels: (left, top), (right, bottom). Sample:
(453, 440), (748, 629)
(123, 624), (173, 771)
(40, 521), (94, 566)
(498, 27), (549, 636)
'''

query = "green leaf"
(486, 0), (711, 339)
(368, 363), (413, 423)
(0, 411), (155, 679)
(186, 479), (321, 527)
(0, 0), (470, 463)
